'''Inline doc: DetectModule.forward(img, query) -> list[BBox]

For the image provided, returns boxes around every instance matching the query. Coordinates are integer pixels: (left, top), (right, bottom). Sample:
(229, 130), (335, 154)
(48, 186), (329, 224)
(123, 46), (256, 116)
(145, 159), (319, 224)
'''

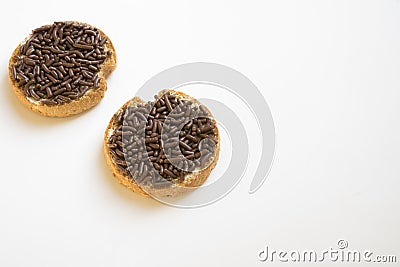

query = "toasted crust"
(8, 22), (117, 117)
(103, 90), (220, 198)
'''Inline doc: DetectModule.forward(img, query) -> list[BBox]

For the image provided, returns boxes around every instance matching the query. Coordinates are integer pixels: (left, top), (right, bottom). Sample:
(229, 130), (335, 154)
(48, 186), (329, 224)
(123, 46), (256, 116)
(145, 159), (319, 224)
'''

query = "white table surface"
(0, 0), (399, 266)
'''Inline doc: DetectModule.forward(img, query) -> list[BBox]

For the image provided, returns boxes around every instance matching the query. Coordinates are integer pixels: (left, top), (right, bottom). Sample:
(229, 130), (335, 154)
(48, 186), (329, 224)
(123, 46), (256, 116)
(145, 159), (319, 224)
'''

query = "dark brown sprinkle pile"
(11, 21), (111, 105)
(107, 93), (217, 188)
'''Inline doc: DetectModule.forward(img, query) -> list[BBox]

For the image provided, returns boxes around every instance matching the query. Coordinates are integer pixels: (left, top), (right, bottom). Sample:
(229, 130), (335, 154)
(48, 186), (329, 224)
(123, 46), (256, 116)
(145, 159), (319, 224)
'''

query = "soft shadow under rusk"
(98, 143), (162, 209)
(3, 72), (76, 126)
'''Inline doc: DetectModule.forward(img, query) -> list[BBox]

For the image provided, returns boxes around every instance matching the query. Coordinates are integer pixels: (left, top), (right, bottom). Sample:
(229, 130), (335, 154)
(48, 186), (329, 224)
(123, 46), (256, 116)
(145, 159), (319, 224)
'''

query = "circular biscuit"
(103, 90), (220, 198)
(8, 21), (117, 117)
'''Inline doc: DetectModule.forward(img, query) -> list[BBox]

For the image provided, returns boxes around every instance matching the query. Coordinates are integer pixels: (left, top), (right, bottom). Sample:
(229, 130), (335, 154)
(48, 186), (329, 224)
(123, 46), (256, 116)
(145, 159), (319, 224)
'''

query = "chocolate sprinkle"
(107, 92), (218, 188)
(11, 21), (111, 105)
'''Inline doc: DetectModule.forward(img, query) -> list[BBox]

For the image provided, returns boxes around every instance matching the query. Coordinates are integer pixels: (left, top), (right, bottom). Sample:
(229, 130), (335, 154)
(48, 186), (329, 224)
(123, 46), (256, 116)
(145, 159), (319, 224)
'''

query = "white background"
(0, 0), (399, 266)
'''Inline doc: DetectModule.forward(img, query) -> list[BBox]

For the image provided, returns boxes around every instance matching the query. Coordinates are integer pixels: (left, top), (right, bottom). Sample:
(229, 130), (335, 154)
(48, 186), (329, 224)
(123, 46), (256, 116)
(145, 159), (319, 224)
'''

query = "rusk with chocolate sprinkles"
(103, 90), (220, 198)
(8, 21), (116, 117)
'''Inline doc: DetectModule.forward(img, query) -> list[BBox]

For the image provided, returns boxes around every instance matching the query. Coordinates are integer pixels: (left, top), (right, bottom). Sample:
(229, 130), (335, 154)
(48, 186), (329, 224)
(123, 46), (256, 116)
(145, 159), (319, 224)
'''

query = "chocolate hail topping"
(11, 21), (111, 105)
